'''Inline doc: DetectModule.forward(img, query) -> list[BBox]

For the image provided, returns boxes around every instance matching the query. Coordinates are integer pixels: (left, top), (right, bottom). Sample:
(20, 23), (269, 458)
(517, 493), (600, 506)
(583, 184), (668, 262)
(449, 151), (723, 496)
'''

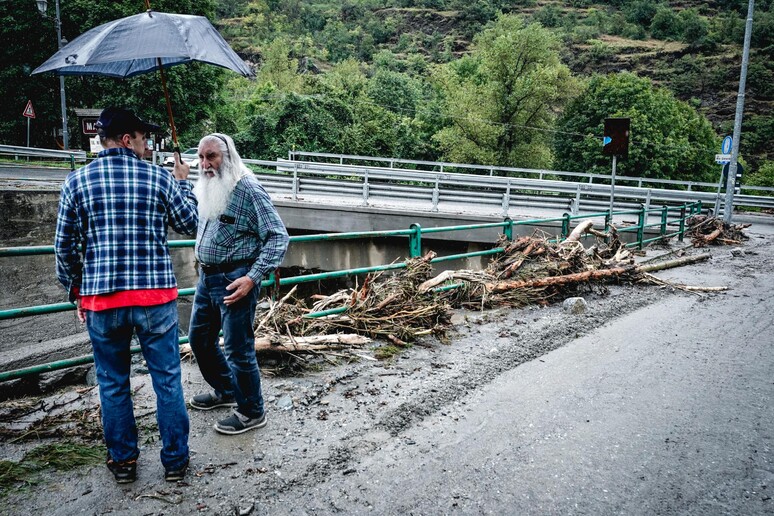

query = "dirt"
(0, 216), (772, 514)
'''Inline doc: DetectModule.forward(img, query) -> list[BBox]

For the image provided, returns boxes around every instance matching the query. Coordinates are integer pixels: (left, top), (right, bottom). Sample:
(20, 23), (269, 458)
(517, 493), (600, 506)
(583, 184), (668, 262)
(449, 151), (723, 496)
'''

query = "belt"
(199, 261), (250, 274)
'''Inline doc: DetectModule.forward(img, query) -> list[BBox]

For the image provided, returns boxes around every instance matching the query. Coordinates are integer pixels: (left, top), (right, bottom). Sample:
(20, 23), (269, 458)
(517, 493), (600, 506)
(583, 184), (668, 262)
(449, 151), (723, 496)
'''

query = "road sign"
(722, 162), (744, 187)
(603, 118), (630, 157)
(22, 100), (35, 119)
(721, 136), (732, 154)
(81, 117), (99, 135)
(715, 153), (731, 164)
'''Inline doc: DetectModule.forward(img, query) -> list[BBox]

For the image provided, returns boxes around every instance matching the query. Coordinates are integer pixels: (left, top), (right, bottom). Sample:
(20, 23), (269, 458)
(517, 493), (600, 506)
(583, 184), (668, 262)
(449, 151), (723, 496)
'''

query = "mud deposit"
(1, 219), (773, 515)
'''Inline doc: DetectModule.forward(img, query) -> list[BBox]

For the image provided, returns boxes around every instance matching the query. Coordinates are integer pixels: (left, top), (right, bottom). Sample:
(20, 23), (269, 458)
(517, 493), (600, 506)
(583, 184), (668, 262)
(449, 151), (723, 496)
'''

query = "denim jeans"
(188, 265), (265, 419)
(86, 300), (189, 470)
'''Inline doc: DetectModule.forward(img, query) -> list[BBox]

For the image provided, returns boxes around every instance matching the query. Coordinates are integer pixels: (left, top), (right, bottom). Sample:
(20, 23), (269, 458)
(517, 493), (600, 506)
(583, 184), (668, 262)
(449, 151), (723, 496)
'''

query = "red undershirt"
(79, 288), (178, 311)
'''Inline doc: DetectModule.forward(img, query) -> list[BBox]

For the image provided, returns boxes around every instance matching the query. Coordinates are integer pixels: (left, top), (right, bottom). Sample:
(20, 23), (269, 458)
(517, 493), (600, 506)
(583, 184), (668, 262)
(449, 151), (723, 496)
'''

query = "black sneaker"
(214, 411), (267, 435)
(164, 458), (189, 482)
(189, 392), (237, 411)
(106, 454), (137, 484)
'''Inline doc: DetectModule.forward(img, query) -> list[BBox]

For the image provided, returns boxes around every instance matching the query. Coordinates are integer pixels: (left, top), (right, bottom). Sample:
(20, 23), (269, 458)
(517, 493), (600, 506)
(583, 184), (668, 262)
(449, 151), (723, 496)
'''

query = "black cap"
(96, 107), (161, 138)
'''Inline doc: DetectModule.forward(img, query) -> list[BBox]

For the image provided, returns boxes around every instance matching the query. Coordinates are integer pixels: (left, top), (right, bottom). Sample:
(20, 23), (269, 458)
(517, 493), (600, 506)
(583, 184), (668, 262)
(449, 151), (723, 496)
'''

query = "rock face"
(562, 296), (588, 314)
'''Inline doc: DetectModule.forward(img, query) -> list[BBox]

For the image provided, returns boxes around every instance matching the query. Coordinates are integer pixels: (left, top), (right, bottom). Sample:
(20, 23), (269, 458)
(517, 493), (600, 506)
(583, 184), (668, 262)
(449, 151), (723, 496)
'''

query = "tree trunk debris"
(238, 217), (739, 364)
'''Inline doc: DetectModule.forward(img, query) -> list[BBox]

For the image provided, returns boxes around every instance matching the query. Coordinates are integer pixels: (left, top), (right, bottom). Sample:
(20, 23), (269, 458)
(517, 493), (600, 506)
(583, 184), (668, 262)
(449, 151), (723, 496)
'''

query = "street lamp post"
(36, 0), (69, 150)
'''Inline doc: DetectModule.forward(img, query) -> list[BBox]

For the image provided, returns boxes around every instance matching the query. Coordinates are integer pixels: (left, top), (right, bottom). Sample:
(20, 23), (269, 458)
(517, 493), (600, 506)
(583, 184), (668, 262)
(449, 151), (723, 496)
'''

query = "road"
(0, 221), (772, 514)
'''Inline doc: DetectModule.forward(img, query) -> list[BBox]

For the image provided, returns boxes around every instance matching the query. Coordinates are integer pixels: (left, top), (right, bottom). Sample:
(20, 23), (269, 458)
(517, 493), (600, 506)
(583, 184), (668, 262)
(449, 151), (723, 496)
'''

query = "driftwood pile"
(687, 215), (750, 247)
(237, 219), (729, 361)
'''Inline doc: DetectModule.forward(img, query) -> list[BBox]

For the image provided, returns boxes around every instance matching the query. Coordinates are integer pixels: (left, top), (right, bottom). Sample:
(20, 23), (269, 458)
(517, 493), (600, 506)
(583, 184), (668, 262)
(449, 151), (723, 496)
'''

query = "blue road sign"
(603, 136), (612, 146)
(721, 136), (732, 154)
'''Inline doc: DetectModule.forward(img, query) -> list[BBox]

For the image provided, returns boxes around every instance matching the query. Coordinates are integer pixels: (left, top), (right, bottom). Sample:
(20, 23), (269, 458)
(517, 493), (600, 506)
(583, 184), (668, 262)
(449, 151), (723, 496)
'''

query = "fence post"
(561, 213), (571, 240)
(678, 206), (686, 242)
(660, 205), (668, 236)
(292, 163), (299, 201)
(503, 217), (513, 241)
(644, 189), (652, 214)
(361, 170), (369, 206)
(432, 175), (440, 212)
(501, 180), (511, 217)
(637, 205), (646, 249)
(572, 184), (581, 215)
(409, 223), (422, 258)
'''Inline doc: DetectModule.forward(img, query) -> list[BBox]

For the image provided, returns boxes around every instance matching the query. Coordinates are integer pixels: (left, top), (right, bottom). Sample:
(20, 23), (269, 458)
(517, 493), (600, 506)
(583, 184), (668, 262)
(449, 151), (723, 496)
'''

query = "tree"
(2, 0), (224, 149)
(650, 6), (683, 40)
(432, 15), (578, 169)
(235, 93), (354, 159)
(554, 72), (718, 183)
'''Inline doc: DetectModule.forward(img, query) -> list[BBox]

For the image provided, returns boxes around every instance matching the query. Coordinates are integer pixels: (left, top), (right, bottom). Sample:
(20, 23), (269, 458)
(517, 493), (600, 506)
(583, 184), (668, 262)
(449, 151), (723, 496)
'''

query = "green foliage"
(0, 441), (104, 496)
(744, 161), (774, 191)
(679, 8), (710, 47)
(235, 93), (354, 159)
(366, 70), (422, 117)
(432, 15), (578, 168)
(554, 72), (717, 183)
(650, 6), (683, 40)
(624, 0), (659, 28)
(1, 0), (222, 149)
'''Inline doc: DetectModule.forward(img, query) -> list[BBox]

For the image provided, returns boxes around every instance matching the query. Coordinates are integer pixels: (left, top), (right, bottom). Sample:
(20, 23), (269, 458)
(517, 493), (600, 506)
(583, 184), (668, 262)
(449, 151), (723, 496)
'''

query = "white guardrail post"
(431, 175), (440, 212)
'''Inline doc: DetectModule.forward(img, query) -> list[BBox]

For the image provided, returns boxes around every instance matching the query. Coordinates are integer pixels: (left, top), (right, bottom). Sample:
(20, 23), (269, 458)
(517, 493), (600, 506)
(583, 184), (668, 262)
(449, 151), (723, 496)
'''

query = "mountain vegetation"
(3, 0), (772, 185)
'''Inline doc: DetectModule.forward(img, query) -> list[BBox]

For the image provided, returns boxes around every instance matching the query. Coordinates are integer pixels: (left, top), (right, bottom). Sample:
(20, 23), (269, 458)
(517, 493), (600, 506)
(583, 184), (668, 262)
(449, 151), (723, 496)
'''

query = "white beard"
(193, 170), (238, 220)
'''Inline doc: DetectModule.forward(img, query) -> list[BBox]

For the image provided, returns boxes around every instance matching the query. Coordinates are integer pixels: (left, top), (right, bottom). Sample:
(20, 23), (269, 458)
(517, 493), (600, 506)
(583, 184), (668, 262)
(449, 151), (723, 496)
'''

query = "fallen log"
(487, 253), (711, 293)
(563, 220), (594, 243)
(179, 333), (372, 356)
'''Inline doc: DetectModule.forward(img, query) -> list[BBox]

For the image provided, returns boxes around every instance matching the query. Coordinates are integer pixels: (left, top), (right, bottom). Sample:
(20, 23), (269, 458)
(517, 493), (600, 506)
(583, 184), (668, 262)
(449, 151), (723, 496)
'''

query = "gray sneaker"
(189, 392), (237, 411)
(214, 411), (267, 435)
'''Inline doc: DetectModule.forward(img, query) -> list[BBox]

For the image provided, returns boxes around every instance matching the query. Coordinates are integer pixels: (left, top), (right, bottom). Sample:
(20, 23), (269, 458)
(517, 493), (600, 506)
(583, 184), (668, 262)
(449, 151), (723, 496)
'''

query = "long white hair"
(193, 133), (249, 220)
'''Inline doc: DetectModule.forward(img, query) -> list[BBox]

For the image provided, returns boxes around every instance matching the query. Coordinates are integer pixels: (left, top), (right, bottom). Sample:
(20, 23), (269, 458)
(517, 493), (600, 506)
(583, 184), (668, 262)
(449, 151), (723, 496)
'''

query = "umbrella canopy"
(32, 10), (253, 78)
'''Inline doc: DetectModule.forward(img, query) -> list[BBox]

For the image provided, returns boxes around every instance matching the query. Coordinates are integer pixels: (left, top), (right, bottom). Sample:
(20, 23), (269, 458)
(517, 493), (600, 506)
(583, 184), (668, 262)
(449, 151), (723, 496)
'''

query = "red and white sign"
(22, 100), (36, 119)
(82, 117), (99, 135)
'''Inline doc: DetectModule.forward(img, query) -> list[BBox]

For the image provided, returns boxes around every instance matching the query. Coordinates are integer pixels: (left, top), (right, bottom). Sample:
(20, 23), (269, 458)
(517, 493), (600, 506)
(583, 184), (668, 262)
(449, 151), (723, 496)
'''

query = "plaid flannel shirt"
(195, 174), (288, 285)
(54, 147), (198, 301)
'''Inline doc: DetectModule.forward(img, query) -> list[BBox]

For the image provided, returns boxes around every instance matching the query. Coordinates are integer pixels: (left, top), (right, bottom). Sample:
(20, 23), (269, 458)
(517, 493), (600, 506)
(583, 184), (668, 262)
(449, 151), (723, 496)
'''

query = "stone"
(276, 393), (294, 410)
(562, 297), (588, 314)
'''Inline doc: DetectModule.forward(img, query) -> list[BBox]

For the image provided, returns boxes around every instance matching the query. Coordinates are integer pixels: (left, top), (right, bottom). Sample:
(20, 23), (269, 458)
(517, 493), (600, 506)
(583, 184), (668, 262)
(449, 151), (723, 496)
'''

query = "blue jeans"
(188, 266), (265, 419)
(86, 300), (189, 470)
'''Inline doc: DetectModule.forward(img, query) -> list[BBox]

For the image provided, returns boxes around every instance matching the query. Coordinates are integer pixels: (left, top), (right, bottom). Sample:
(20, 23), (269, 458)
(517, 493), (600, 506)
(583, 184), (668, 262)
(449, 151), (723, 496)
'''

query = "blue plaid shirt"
(55, 147), (198, 301)
(195, 174), (288, 285)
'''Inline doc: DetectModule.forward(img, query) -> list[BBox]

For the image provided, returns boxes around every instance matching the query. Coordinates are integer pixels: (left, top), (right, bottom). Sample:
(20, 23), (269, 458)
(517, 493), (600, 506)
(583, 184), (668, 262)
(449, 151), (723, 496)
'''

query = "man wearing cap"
(187, 133), (288, 435)
(54, 107), (197, 484)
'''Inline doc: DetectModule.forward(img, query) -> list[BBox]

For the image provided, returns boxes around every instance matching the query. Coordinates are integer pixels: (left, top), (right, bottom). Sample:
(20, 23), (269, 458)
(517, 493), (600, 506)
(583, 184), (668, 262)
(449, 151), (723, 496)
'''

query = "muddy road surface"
(1, 217), (772, 515)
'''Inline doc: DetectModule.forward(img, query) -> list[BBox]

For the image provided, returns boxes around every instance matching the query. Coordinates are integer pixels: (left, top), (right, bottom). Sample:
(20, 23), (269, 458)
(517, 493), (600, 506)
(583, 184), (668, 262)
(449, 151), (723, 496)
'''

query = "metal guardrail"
(270, 159), (774, 215)
(288, 150), (774, 197)
(0, 144), (88, 164)
(6, 146), (773, 214)
(0, 202), (702, 382)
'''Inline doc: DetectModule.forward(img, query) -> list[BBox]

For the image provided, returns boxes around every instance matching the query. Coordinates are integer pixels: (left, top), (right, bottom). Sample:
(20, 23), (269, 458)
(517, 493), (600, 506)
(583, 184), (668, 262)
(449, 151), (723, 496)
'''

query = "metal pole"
(27, 117), (31, 148)
(55, 0), (69, 149)
(609, 155), (617, 216)
(723, 0), (754, 223)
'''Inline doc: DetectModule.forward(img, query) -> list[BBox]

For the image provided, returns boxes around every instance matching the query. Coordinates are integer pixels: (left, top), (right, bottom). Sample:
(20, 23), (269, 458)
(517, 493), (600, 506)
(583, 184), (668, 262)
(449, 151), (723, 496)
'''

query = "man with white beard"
(188, 133), (289, 434)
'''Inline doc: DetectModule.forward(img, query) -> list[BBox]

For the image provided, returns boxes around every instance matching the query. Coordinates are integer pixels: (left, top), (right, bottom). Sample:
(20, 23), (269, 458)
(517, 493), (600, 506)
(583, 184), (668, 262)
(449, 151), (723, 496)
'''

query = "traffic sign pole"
(27, 118), (30, 148)
(609, 155), (617, 217)
(723, 0), (754, 223)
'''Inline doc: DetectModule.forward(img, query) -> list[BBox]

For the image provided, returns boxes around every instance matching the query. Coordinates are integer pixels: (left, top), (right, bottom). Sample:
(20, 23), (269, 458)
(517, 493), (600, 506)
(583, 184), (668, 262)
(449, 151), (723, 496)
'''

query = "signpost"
(603, 118), (630, 216)
(713, 136), (746, 215)
(22, 100), (36, 148)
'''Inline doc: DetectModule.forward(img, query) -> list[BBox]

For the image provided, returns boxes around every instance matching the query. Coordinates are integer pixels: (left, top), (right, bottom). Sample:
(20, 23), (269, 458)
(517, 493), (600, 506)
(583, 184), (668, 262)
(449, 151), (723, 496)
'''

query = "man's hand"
(224, 276), (255, 305)
(76, 298), (86, 323)
(173, 150), (190, 181)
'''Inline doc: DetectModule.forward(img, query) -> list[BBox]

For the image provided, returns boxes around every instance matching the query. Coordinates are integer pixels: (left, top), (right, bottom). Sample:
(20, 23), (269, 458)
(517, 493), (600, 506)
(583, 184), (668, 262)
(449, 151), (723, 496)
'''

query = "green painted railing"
(0, 202), (700, 382)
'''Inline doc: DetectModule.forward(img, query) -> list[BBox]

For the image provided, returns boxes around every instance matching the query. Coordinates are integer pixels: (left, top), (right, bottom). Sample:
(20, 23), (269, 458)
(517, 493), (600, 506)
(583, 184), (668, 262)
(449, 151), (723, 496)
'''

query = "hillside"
(215, 0), (773, 168)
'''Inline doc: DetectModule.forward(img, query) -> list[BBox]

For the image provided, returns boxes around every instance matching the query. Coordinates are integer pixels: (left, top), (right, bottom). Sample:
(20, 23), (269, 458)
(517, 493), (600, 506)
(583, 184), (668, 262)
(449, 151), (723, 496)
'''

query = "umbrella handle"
(157, 57), (179, 149)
